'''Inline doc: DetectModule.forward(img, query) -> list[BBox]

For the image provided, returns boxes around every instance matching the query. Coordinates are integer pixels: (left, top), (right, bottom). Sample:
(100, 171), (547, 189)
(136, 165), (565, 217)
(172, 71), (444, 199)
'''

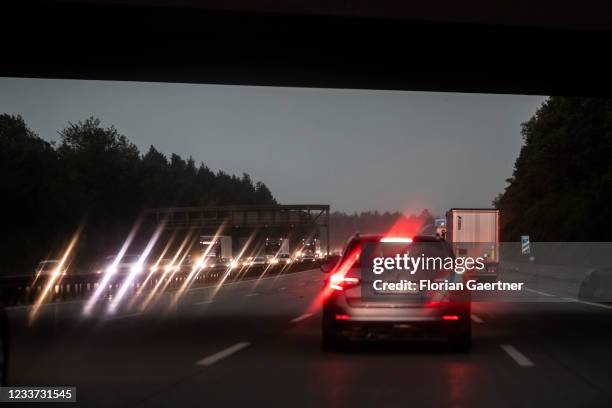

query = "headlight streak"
(126, 232), (177, 310)
(269, 237), (299, 285)
(169, 224), (227, 310)
(83, 217), (144, 316)
(208, 231), (258, 301)
(29, 225), (83, 325)
(107, 222), (165, 314)
(139, 230), (196, 312)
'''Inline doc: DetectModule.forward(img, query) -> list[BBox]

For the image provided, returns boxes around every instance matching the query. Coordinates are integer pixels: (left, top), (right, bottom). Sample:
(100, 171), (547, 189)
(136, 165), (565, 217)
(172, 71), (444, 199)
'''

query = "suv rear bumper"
(323, 295), (471, 340)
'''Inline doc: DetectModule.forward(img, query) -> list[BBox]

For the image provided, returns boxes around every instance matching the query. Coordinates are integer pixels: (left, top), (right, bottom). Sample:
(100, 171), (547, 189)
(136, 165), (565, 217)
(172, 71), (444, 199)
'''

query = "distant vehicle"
(300, 254), (316, 262)
(320, 234), (471, 351)
(248, 256), (267, 266)
(210, 257), (232, 268)
(264, 238), (290, 258)
(198, 235), (232, 261)
(446, 208), (500, 280)
(434, 218), (447, 238)
(96, 254), (144, 274)
(277, 253), (293, 264)
(150, 258), (178, 273)
(35, 260), (67, 276)
(298, 238), (322, 260)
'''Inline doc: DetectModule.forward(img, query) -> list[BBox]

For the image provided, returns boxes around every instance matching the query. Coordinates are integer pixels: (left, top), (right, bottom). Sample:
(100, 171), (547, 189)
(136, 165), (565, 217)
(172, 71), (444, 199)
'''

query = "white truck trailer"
(446, 208), (500, 280)
(199, 235), (232, 260)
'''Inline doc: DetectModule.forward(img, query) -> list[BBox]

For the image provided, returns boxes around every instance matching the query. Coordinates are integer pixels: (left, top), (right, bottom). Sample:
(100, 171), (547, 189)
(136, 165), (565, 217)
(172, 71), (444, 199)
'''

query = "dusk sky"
(0, 77), (545, 216)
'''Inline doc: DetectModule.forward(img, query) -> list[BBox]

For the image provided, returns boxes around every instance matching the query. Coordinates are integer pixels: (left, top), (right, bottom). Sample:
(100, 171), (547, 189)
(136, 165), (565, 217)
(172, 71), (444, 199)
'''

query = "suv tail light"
(329, 273), (361, 290)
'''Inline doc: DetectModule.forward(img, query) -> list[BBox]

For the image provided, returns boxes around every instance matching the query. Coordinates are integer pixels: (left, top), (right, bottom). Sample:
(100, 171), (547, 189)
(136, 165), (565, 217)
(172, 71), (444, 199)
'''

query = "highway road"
(6, 268), (612, 407)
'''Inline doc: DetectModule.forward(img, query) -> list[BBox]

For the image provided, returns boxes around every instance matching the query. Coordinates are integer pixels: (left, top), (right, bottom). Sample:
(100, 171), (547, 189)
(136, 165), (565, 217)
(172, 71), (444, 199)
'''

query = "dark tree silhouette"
(0, 115), (277, 274)
(329, 209), (435, 250)
(494, 97), (612, 241)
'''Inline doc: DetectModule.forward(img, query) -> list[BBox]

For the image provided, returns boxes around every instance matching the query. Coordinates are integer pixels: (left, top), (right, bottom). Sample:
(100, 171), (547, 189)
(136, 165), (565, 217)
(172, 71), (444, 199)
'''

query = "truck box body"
(446, 208), (500, 278)
(199, 235), (232, 259)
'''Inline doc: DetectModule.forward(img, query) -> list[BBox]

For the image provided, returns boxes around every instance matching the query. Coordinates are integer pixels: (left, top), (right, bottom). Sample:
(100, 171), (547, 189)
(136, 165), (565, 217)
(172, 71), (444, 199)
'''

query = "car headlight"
(131, 264), (143, 274)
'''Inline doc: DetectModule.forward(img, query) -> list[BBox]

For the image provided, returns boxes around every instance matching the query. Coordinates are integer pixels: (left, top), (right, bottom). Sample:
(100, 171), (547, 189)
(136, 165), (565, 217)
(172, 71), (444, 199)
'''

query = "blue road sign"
(521, 235), (530, 255)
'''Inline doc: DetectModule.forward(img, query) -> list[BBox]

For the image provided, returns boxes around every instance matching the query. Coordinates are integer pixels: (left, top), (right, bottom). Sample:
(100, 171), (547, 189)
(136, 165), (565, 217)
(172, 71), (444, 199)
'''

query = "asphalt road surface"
(6, 268), (612, 407)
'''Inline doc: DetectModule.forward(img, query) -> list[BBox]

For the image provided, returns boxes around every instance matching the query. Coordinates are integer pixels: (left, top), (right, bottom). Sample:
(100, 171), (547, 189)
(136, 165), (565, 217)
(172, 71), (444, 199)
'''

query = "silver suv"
(321, 234), (471, 351)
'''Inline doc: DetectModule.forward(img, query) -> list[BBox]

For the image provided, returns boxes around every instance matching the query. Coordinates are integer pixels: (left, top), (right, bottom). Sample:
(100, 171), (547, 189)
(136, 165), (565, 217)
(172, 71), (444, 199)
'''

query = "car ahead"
(250, 256), (268, 266)
(35, 260), (67, 277)
(277, 253), (293, 264)
(96, 254), (145, 275)
(300, 254), (316, 263)
(320, 234), (471, 352)
(150, 258), (179, 273)
(209, 257), (232, 268)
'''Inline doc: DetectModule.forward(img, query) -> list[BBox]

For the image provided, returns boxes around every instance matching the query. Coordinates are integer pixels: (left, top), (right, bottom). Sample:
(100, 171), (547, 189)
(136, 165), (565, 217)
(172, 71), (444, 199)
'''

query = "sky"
(0, 77), (546, 216)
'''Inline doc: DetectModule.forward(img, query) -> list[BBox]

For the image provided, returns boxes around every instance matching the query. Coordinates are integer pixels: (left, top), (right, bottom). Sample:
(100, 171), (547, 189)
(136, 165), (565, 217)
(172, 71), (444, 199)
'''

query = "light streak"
(83, 217), (143, 316)
(29, 224), (83, 324)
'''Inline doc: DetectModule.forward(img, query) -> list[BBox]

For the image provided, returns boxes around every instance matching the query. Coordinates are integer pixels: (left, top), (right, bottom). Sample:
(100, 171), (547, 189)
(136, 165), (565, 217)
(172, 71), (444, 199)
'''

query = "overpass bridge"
(144, 204), (331, 255)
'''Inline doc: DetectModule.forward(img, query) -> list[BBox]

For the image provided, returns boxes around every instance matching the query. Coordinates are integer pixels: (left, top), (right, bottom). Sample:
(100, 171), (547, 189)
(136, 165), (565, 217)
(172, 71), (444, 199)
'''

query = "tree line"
(329, 209), (435, 250)
(494, 97), (612, 241)
(0, 114), (276, 275)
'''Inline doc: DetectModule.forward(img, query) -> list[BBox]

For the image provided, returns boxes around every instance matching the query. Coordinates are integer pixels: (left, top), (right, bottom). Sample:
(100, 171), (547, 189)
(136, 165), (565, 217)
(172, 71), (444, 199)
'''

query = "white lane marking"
(291, 313), (313, 323)
(278, 287), (287, 291)
(524, 288), (612, 311)
(105, 313), (141, 321)
(471, 314), (484, 323)
(196, 342), (251, 366)
(246, 293), (259, 297)
(524, 287), (555, 297)
(501, 344), (534, 367)
(562, 297), (612, 311)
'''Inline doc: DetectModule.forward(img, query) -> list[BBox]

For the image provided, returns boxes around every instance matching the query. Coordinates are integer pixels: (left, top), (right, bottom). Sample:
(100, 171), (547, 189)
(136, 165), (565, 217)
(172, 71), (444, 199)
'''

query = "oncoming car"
(320, 234), (471, 351)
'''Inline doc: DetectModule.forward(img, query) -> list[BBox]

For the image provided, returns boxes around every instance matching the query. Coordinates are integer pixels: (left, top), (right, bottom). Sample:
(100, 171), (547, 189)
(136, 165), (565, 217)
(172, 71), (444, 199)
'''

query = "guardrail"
(0, 261), (323, 307)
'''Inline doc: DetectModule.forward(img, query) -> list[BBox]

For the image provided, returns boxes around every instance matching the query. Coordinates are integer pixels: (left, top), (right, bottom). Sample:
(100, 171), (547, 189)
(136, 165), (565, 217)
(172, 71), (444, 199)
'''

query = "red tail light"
(442, 314), (460, 321)
(329, 273), (361, 290)
(335, 314), (351, 320)
(380, 237), (413, 243)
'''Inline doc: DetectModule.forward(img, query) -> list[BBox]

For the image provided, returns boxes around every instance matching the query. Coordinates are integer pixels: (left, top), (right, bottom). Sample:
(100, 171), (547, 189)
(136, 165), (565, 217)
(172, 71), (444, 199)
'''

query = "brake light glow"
(329, 274), (360, 290)
(442, 314), (460, 321)
(380, 237), (413, 243)
(335, 314), (351, 320)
